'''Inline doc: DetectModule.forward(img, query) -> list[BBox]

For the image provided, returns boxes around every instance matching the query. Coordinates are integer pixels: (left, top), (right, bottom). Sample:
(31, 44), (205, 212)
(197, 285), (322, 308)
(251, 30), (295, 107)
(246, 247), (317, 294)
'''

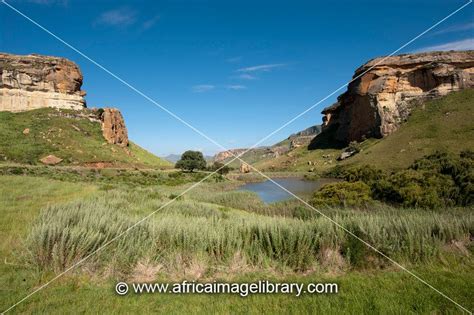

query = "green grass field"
(0, 175), (472, 313)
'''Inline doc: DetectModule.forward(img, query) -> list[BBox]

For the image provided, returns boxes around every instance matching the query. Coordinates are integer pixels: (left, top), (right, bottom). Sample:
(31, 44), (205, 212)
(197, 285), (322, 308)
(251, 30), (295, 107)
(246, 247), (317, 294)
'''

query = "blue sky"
(1, 0), (473, 156)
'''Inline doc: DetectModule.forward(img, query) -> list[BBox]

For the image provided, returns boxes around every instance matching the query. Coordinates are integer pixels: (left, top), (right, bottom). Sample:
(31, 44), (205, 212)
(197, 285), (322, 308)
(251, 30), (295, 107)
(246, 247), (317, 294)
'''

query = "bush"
(311, 181), (374, 208)
(209, 161), (231, 175)
(372, 170), (457, 208)
(325, 151), (473, 208)
(410, 150), (473, 206)
(339, 165), (386, 185)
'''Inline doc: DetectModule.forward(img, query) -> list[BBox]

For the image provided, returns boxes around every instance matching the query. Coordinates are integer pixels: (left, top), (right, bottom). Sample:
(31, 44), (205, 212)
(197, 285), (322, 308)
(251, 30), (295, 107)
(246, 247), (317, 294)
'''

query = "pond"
(238, 177), (335, 203)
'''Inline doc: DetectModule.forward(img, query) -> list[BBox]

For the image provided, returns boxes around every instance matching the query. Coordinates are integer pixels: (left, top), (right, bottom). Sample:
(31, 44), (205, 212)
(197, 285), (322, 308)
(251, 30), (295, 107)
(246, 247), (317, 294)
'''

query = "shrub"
(311, 181), (374, 208)
(410, 150), (473, 206)
(209, 161), (231, 175)
(340, 165), (386, 185)
(347, 141), (361, 153)
(326, 151), (473, 208)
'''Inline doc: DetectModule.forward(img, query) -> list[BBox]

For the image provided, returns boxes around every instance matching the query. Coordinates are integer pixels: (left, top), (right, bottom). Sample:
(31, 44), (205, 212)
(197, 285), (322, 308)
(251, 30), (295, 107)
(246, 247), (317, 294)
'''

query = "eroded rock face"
(101, 108), (129, 147)
(214, 149), (247, 163)
(318, 50), (474, 145)
(240, 162), (251, 173)
(0, 53), (86, 112)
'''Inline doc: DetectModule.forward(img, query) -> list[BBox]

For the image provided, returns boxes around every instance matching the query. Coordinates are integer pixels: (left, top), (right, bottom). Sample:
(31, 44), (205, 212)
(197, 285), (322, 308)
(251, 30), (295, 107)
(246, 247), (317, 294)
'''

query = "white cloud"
(142, 15), (160, 30)
(192, 84), (215, 93)
(237, 73), (256, 80)
(416, 38), (474, 52)
(225, 85), (246, 90)
(96, 7), (137, 27)
(237, 63), (287, 72)
(432, 22), (474, 36)
(226, 56), (242, 63)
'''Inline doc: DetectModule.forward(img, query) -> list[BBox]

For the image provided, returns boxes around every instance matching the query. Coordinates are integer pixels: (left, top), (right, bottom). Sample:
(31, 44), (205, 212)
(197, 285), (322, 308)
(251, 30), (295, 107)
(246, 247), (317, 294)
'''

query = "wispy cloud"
(226, 56), (242, 63)
(96, 7), (137, 27)
(28, 0), (68, 5)
(142, 15), (160, 30)
(237, 73), (256, 80)
(237, 63), (287, 73)
(192, 84), (215, 93)
(432, 22), (474, 36)
(225, 85), (247, 90)
(416, 38), (474, 52)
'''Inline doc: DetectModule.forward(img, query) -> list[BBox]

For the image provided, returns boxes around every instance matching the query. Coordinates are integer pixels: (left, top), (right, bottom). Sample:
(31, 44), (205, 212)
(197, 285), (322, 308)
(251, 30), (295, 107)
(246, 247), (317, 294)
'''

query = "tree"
(211, 161), (231, 175)
(175, 150), (207, 172)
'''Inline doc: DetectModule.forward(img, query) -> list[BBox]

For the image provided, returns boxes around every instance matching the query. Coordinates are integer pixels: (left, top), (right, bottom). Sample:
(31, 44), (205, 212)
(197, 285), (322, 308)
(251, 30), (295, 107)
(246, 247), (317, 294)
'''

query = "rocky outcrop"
(288, 125), (321, 139)
(313, 50), (474, 147)
(240, 162), (251, 173)
(288, 124), (321, 149)
(0, 53), (86, 112)
(0, 52), (130, 147)
(101, 108), (129, 147)
(214, 149), (247, 163)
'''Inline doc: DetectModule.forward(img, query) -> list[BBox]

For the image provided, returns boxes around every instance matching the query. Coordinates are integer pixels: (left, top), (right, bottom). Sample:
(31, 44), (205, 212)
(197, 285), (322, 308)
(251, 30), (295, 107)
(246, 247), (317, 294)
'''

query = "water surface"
(238, 177), (334, 203)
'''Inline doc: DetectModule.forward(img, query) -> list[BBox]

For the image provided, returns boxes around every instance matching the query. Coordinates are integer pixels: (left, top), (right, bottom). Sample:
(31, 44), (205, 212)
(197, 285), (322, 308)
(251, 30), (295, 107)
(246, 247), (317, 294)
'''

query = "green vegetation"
(0, 164), (212, 186)
(311, 181), (373, 208)
(0, 108), (171, 168)
(323, 151), (473, 208)
(1, 175), (473, 313)
(208, 161), (232, 175)
(175, 150), (207, 172)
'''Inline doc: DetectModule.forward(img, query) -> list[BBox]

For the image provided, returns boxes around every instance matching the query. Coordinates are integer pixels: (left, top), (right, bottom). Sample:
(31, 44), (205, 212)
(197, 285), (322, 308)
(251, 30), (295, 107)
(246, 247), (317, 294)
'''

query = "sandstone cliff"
(0, 52), (129, 147)
(101, 108), (129, 147)
(0, 53), (86, 112)
(312, 50), (474, 148)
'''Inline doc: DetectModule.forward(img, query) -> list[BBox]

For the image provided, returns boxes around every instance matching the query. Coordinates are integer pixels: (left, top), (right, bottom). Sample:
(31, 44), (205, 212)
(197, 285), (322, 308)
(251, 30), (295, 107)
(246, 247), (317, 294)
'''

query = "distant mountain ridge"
(213, 125), (321, 167)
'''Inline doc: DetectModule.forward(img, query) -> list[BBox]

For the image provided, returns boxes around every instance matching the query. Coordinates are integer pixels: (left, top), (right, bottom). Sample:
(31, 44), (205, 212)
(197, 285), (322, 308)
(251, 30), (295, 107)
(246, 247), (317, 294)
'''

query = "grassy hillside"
(342, 89), (474, 169)
(256, 89), (474, 172)
(0, 108), (171, 169)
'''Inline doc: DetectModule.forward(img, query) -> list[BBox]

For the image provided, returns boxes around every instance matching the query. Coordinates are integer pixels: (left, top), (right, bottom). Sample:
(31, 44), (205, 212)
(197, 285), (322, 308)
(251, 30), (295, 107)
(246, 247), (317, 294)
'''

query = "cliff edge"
(0, 53), (86, 112)
(311, 50), (474, 148)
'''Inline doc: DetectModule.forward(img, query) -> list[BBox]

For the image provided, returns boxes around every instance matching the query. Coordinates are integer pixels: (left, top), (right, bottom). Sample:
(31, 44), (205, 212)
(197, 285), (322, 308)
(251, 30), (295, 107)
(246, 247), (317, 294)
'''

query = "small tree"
(175, 150), (207, 172)
(211, 161), (231, 175)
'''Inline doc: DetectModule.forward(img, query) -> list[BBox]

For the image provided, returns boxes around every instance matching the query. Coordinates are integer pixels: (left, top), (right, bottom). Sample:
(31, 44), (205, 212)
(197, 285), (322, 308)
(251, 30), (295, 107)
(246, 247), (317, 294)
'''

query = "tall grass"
(26, 188), (474, 278)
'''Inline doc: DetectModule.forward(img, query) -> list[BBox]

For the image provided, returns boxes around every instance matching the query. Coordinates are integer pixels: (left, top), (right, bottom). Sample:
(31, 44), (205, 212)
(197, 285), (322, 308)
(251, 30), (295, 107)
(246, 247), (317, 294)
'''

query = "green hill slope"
(0, 108), (171, 169)
(255, 89), (474, 172)
(344, 89), (474, 169)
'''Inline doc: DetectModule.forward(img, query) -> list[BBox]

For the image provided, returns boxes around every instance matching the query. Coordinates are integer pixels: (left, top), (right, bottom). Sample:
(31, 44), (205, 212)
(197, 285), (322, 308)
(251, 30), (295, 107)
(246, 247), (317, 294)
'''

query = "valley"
(0, 49), (473, 314)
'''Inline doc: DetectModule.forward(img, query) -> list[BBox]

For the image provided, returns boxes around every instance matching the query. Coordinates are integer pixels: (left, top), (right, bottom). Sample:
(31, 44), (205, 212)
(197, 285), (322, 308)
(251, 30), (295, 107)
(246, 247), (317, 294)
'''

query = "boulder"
(40, 155), (63, 165)
(239, 162), (251, 173)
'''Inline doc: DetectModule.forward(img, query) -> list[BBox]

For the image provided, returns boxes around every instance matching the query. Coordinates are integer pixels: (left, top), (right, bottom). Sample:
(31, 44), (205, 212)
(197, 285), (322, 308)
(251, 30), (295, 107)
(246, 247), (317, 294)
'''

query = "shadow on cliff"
(308, 124), (346, 150)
